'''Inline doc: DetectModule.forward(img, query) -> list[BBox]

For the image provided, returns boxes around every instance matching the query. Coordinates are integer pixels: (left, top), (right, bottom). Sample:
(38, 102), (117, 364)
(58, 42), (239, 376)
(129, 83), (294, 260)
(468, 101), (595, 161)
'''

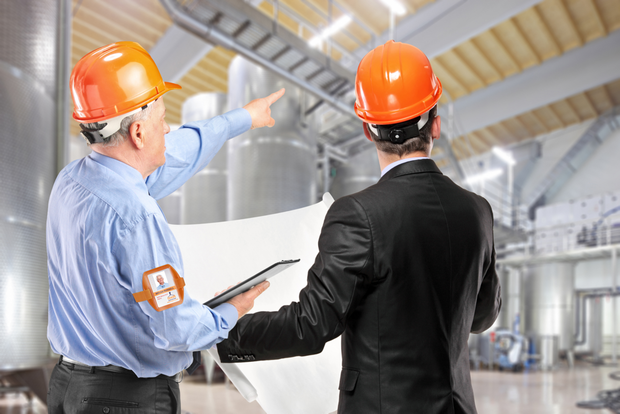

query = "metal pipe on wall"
(227, 56), (317, 220)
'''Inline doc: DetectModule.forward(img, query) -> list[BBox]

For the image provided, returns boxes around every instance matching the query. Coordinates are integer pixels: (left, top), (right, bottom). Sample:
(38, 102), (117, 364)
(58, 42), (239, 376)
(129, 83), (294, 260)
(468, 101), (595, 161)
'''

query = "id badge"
(133, 264), (185, 311)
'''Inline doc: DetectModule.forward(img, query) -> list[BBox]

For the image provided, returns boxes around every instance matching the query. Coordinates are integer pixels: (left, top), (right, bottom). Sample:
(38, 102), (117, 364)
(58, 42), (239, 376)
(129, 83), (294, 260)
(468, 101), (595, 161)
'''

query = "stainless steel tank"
(497, 266), (522, 332)
(329, 148), (380, 199)
(180, 93), (228, 224)
(574, 295), (603, 356)
(523, 262), (575, 352)
(226, 57), (317, 220)
(0, 0), (62, 369)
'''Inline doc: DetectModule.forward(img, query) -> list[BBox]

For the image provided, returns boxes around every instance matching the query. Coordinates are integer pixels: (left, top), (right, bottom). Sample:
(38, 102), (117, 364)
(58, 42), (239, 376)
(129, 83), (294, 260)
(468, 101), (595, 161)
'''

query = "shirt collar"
(381, 156), (430, 177)
(89, 151), (149, 195)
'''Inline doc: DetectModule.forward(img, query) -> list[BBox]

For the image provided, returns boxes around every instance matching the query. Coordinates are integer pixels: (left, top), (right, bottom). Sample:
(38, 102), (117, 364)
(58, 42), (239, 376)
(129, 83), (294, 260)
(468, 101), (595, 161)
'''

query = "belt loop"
(58, 356), (63, 366)
(89, 366), (95, 374)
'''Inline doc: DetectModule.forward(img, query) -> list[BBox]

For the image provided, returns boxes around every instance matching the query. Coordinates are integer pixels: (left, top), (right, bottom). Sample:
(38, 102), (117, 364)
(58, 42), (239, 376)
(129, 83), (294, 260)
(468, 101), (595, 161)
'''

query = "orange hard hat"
(70, 41), (181, 123)
(354, 40), (442, 125)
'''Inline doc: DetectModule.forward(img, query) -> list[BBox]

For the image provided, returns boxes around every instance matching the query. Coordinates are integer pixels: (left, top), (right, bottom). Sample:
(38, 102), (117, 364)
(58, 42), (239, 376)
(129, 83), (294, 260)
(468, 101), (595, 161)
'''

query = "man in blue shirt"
(155, 275), (170, 290)
(46, 42), (278, 413)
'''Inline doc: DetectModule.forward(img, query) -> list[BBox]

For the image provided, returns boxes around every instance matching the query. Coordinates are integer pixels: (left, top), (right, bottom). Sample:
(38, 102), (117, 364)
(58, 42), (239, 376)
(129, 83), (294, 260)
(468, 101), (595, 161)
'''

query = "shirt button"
(102, 407), (110, 413)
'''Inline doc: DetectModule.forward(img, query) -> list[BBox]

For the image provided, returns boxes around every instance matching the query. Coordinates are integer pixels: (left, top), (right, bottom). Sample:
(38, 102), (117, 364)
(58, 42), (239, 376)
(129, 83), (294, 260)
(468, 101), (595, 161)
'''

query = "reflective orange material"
(354, 40), (442, 125)
(70, 42), (181, 123)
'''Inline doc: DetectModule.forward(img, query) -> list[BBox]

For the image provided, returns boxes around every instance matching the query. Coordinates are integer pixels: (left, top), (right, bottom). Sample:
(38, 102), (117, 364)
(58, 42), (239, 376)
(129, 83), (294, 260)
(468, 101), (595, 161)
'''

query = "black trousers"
(47, 360), (181, 414)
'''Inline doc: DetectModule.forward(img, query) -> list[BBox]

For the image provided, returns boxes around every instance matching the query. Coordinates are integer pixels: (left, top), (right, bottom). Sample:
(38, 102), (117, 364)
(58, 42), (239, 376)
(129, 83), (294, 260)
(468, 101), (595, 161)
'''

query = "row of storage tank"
(157, 56), (379, 224)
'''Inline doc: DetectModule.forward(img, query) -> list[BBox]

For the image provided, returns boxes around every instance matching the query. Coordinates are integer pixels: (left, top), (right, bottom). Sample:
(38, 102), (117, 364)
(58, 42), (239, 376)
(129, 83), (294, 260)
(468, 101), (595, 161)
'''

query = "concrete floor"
(2, 362), (620, 413)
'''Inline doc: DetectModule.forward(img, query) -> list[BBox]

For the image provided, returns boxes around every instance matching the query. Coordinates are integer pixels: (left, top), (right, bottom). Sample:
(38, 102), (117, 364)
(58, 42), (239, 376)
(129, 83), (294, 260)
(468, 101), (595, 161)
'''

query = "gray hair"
(82, 103), (155, 147)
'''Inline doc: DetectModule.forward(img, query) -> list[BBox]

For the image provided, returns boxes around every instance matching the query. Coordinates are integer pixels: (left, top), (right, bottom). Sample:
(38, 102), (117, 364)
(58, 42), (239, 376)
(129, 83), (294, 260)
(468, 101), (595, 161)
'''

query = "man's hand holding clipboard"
(205, 259), (300, 318)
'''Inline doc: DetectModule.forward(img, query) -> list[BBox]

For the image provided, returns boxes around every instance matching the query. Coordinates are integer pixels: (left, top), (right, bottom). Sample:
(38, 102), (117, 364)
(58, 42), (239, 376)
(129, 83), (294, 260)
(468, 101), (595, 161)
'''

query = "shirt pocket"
(338, 368), (360, 392)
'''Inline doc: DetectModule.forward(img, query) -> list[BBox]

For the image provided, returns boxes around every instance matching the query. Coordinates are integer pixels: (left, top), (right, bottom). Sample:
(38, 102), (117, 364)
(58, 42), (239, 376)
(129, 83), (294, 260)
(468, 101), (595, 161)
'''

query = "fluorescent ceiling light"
(378, 0), (406, 16)
(492, 147), (516, 166)
(465, 168), (504, 185)
(309, 15), (352, 48)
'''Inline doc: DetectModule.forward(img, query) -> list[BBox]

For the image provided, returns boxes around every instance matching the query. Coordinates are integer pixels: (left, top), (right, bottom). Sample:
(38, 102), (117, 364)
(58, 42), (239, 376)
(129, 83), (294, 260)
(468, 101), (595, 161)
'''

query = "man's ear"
(431, 115), (441, 140)
(129, 120), (145, 149)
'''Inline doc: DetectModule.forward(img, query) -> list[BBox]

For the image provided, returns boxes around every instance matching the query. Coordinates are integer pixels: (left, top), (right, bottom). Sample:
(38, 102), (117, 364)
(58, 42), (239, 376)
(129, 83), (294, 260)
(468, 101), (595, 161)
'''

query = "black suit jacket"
(218, 159), (501, 414)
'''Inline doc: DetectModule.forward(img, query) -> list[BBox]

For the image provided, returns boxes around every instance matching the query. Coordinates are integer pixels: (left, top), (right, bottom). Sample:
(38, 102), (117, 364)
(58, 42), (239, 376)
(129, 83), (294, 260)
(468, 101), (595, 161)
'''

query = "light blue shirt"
(46, 108), (252, 378)
(381, 157), (430, 177)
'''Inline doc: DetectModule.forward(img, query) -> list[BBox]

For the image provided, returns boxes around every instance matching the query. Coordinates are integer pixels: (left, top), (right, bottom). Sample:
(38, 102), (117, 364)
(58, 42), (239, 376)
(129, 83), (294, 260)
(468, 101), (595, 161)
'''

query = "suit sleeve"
(217, 196), (374, 362)
(471, 236), (502, 333)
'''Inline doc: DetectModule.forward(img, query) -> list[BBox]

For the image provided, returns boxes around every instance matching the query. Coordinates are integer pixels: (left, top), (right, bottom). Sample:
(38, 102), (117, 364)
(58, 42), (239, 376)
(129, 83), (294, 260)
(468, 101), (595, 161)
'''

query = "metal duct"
(0, 0), (67, 370)
(524, 262), (575, 352)
(227, 56), (317, 220)
(181, 93), (228, 224)
(329, 148), (380, 199)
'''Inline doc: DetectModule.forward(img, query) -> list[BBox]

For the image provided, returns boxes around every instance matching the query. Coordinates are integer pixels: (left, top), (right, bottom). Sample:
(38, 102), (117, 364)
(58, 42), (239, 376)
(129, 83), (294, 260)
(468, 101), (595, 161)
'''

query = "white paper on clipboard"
(170, 193), (340, 414)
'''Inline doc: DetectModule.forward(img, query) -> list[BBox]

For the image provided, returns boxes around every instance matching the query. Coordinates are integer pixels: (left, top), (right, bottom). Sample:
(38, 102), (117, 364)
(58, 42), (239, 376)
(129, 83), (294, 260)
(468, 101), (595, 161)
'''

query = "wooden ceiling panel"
(586, 86), (614, 113)
(453, 41), (503, 86)
(567, 93), (599, 119)
(565, 0), (608, 42)
(606, 79), (620, 105)
(595, 0), (620, 32)
(476, 127), (503, 147)
(518, 112), (549, 136)
(472, 31), (521, 78)
(532, 107), (565, 131)
(550, 100), (582, 124)
(536, 0), (583, 52)
(435, 50), (486, 93)
(429, 59), (469, 100)
(492, 19), (540, 70)
(514, 7), (562, 61)
(486, 123), (515, 144)
(501, 118), (534, 141)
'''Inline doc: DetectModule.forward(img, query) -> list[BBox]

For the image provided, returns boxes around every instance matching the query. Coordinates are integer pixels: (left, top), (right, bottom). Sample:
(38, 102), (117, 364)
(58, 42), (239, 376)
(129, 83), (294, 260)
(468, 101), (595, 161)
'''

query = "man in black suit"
(217, 40), (501, 414)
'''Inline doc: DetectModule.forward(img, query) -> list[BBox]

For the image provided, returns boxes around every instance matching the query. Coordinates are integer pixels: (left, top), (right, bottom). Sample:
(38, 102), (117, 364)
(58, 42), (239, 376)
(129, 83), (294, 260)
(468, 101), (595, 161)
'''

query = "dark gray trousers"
(47, 360), (181, 413)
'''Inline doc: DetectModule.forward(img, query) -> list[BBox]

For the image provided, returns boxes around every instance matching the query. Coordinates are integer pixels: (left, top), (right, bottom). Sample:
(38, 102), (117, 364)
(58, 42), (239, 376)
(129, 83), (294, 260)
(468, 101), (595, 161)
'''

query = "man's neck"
(92, 144), (149, 179)
(377, 150), (430, 171)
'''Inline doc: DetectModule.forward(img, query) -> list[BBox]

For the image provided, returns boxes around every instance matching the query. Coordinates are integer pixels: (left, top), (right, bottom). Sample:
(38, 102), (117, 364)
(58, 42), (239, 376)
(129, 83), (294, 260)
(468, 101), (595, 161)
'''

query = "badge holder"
(133, 264), (185, 311)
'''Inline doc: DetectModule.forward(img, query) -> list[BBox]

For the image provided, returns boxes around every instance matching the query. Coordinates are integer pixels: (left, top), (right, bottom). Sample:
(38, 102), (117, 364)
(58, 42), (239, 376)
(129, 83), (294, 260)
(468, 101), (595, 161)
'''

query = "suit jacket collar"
(379, 158), (442, 183)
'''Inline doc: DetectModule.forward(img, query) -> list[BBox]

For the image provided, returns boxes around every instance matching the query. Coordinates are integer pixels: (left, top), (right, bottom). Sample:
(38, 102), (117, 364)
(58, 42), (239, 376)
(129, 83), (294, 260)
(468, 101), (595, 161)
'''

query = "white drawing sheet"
(170, 194), (341, 414)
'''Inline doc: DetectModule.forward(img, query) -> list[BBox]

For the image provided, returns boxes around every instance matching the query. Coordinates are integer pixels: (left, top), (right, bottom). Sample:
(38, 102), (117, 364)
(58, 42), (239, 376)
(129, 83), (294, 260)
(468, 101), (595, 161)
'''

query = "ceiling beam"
(149, 24), (214, 83)
(347, 0), (543, 70)
(444, 30), (620, 136)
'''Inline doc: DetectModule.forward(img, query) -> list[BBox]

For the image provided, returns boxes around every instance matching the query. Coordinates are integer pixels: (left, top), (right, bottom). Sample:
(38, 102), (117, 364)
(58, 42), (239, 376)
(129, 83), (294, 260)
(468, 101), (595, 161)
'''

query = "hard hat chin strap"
(79, 100), (155, 144)
(366, 107), (433, 144)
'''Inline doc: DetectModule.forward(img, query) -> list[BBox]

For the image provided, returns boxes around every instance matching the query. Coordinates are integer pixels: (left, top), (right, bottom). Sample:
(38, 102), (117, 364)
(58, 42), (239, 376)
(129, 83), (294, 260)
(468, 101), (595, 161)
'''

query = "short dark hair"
(370, 106), (437, 157)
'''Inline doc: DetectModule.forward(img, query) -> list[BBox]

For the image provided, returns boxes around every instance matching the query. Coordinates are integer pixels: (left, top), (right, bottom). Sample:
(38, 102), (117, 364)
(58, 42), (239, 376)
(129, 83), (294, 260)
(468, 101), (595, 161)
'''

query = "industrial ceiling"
(70, 0), (620, 161)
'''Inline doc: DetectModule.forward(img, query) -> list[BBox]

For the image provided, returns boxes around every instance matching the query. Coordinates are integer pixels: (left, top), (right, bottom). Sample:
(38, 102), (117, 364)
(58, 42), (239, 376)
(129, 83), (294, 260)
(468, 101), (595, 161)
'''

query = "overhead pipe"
(159, 0), (357, 118)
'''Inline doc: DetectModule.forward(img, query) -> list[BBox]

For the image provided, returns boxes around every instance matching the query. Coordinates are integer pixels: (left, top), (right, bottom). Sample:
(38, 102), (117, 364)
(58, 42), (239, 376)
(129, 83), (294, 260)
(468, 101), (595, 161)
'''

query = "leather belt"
(59, 356), (183, 383)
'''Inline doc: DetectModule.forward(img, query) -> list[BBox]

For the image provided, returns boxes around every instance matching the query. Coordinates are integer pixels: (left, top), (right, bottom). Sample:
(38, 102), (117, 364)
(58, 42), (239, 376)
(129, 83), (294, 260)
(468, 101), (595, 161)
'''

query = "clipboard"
(204, 259), (300, 308)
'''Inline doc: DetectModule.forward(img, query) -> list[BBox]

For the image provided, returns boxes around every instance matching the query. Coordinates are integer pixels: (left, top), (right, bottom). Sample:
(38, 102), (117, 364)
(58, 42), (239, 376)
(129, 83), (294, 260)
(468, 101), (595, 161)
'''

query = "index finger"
(265, 88), (285, 106)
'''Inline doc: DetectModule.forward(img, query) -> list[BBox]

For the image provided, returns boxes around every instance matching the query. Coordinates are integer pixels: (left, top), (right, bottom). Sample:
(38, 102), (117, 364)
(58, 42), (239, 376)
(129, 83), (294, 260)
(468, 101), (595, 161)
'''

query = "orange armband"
(133, 264), (185, 311)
